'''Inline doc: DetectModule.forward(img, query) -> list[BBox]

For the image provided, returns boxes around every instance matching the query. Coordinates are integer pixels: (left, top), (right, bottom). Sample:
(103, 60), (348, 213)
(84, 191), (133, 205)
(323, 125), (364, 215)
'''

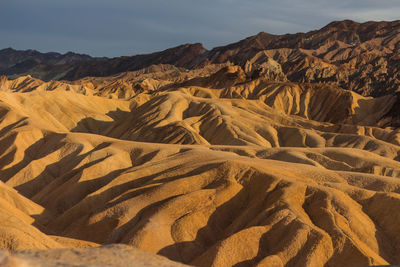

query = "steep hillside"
(0, 63), (400, 266)
(205, 20), (400, 96)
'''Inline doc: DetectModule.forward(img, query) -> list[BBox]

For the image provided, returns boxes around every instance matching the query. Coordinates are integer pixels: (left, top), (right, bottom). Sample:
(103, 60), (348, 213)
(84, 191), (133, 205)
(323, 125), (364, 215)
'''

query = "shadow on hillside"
(16, 142), (112, 200)
(45, 162), (224, 244)
(156, 185), (251, 265)
(70, 108), (131, 135)
(0, 132), (18, 170)
(0, 133), (67, 184)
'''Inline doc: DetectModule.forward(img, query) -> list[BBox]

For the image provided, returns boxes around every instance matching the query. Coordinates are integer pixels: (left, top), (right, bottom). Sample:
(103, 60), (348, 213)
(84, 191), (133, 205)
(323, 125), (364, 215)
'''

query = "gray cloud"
(1, 0), (399, 57)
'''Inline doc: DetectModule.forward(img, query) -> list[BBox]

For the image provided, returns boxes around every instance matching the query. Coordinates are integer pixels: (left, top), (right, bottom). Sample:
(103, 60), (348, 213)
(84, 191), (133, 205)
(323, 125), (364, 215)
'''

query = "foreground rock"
(0, 245), (188, 267)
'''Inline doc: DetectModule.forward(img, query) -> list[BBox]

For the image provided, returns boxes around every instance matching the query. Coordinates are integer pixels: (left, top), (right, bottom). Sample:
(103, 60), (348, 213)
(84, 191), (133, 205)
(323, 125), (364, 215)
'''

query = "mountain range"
(2, 20), (400, 97)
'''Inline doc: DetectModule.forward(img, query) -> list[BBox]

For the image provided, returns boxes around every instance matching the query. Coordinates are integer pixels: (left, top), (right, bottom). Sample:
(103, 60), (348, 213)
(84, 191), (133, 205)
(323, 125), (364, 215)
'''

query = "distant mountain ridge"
(2, 19), (400, 96)
(0, 43), (207, 81)
(0, 47), (94, 71)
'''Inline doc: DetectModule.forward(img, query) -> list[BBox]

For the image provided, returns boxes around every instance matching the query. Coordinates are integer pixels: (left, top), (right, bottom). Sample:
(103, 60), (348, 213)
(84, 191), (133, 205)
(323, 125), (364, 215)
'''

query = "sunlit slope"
(1, 123), (400, 266)
(0, 66), (400, 266)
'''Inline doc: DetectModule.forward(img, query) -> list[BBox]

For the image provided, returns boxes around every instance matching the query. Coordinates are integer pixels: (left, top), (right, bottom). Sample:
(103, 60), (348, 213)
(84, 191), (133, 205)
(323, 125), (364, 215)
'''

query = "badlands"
(1, 20), (400, 266)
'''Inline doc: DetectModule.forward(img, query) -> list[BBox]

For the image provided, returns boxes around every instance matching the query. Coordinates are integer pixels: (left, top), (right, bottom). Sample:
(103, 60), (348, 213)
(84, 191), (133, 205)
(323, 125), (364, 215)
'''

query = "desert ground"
(1, 20), (400, 267)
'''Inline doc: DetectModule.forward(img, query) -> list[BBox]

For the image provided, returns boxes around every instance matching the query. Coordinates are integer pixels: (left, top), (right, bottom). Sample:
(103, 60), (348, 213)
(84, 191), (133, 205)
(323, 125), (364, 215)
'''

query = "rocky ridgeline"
(2, 20), (400, 97)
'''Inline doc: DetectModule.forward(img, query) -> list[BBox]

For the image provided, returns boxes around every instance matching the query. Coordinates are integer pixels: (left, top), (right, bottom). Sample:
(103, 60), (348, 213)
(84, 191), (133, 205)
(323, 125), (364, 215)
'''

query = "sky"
(1, 0), (400, 57)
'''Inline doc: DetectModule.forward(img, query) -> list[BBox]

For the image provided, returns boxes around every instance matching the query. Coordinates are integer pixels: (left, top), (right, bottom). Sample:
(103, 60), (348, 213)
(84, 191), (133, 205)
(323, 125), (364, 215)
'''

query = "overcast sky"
(1, 0), (399, 57)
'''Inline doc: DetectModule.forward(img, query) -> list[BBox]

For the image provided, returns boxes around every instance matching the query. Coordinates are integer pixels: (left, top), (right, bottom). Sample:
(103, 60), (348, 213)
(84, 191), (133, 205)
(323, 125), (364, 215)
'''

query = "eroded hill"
(0, 60), (400, 267)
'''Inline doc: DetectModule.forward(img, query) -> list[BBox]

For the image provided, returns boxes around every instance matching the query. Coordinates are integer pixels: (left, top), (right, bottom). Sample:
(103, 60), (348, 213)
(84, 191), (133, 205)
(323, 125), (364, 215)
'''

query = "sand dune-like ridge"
(0, 64), (400, 266)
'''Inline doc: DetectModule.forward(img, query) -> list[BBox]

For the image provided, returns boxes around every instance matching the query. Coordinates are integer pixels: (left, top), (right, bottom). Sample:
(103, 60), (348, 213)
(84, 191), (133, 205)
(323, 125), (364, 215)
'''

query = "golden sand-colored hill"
(1, 63), (400, 267)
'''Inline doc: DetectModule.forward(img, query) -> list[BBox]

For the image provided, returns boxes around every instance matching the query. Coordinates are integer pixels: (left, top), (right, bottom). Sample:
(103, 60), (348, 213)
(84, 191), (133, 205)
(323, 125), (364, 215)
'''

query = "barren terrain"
(1, 20), (400, 267)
